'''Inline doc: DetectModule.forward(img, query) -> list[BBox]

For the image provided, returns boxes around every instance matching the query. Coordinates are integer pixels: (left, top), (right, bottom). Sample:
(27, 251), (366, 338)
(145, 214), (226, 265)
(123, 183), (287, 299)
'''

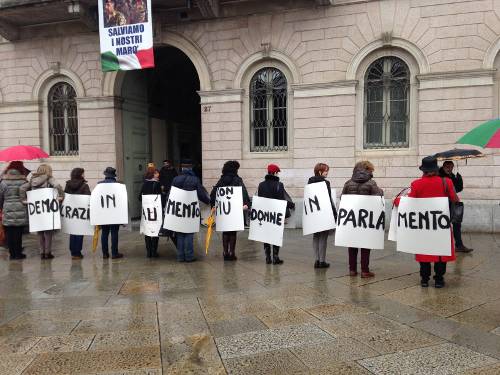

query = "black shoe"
(266, 257), (272, 264)
(185, 258), (197, 263)
(71, 254), (83, 260)
(456, 245), (473, 253)
(111, 253), (124, 259)
(273, 258), (283, 265)
(314, 260), (320, 268)
(318, 262), (330, 268)
(102, 253), (110, 259)
(421, 280), (429, 287)
(223, 253), (230, 261)
(151, 252), (159, 258)
(45, 253), (54, 259)
(41, 253), (46, 259)
(435, 280), (445, 288)
(230, 254), (237, 261)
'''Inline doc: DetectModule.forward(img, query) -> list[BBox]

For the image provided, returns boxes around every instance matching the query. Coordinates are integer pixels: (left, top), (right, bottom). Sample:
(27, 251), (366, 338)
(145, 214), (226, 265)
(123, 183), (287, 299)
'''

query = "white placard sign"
(248, 196), (287, 247)
(396, 197), (452, 256)
(335, 194), (386, 250)
(302, 182), (337, 235)
(27, 188), (61, 232)
(215, 186), (244, 232)
(140, 194), (162, 237)
(388, 205), (398, 242)
(60, 194), (94, 236)
(163, 186), (200, 233)
(90, 183), (129, 225)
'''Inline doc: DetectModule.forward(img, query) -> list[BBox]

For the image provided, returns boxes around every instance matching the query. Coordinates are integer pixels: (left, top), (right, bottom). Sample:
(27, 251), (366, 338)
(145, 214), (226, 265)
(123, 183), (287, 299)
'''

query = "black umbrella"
(433, 148), (484, 161)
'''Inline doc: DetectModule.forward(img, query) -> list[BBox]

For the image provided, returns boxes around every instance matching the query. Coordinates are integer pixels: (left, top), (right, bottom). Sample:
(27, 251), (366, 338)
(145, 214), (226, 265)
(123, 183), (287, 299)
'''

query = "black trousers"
(4, 226), (23, 257)
(453, 223), (463, 247)
(223, 231), (237, 256)
(420, 262), (447, 282)
(145, 236), (159, 255)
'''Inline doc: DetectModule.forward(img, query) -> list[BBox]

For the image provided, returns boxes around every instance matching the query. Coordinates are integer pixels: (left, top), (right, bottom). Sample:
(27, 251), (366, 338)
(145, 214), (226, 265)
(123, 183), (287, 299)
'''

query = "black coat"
(439, 167), (463, 193)
(139, 179), (162, 200)
(257, 174), (294, 210)
(308, 175), (337, 218)
(210, 173), (250, 207)
(172, 170), (210, 205)
(64, 179), (91, 195)
(159, 166), (178, 193)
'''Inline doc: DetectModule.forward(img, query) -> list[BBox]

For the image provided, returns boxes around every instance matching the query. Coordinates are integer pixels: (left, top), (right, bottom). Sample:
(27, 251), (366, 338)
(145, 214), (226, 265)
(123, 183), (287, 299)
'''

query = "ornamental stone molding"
(483, 36), (500, 70)
(32, 68), (86, 101)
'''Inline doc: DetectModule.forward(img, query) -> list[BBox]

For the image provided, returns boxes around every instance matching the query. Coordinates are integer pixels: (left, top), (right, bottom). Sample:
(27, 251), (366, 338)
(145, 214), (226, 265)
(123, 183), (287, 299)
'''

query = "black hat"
(103, 167), (117, 178)
(419, 156), (439, 173)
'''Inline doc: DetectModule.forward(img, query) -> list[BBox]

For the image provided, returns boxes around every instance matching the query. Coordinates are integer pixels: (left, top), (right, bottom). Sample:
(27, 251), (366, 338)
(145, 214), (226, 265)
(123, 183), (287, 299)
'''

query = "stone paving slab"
(222, 349), (308, 375)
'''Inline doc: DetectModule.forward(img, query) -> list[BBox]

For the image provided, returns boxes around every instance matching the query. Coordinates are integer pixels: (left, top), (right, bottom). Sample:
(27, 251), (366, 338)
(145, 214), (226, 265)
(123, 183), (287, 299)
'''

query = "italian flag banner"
(98, 0), (154, 72)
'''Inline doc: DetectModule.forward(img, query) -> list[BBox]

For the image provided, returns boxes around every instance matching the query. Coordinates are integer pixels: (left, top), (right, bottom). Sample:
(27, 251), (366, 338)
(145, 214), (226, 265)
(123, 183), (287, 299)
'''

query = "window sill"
(355, 147), (418, 157)
(244, 150), (290, 159)
(44, 155), (80, 162)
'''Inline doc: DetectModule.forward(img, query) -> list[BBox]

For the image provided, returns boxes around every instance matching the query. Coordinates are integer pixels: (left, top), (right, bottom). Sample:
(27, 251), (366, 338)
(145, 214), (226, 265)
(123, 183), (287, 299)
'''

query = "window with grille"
(364, 57), (409, 149)
(48, 82), (79, 156)
(250, 67), (288, 152)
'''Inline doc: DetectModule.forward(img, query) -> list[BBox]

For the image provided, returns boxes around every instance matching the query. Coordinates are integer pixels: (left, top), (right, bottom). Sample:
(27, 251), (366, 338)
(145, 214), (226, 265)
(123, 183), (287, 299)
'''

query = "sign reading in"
(90, 183), (129, 225)
(215, 186), (244, 232)
(334, 195), (385, 250)
(60, 194), (94, 236)
(140, 194), (162, 237)
(248, 196), (287, 247)
(396, 197), (452, 256)
(302, 182), (336, 235)
(163, 186), (200, 233)
(27, 188), (61, 232)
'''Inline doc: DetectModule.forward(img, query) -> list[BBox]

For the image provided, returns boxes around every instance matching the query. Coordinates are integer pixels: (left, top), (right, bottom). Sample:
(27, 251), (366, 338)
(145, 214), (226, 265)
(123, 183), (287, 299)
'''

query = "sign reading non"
(140, 194), (162, 237)
(302, 182), (336, 235)
(60, 194), (94, 236)
(248, 196), (287, 247)
(90, 183), (129, 225)
(396, 197), (452, 256)
(163, 186), (200, 233)
(335, 194), (385, 250)
(27, 188), (61, 232)
(215, 186), (244, 232)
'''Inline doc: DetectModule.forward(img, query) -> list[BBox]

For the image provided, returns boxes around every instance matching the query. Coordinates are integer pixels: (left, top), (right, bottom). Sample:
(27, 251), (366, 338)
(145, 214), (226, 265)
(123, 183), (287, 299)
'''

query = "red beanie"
(267, 164), (281, 174)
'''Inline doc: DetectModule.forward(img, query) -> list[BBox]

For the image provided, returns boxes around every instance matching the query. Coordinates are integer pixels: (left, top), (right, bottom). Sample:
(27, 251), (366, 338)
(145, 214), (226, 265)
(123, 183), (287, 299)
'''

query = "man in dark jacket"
(159, 160), (178, 198)
(257, 164), (294, 264)
(439, 160), (472, 253)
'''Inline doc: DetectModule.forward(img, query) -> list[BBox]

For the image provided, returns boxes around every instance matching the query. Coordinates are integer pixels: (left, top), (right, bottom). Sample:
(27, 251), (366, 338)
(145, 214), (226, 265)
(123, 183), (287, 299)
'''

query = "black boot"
(151, 238), (159, 258)
(272, 247), (283, 265)
(265, 247), (272, 264)
(145, 237), (152, 258)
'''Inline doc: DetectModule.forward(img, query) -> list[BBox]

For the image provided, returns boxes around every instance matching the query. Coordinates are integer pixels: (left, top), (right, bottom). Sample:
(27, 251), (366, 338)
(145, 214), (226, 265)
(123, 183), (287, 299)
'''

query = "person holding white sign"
(395, 156), (459, 288)
(64, 168), (91, 259)
(209, 160), (250, 261)
(139, 167), (162, 258)
(20, 164), (64, 260)
(341, 161), (383, 278)
(307, 163), (337, 269)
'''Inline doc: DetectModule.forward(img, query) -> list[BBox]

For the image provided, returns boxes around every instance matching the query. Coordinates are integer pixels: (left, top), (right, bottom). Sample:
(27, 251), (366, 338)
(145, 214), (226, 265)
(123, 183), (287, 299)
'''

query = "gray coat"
(20, 174), (64, 201)
(0, 170), (28, 226)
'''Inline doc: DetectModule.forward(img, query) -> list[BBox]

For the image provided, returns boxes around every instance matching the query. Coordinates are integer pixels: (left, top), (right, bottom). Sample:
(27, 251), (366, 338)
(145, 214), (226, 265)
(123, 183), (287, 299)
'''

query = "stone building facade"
(0, 0), (499, 230)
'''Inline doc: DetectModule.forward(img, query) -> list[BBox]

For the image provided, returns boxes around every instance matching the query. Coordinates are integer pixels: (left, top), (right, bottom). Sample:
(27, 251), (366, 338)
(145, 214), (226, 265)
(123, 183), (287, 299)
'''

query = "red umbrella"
(0, 145), (49, 162)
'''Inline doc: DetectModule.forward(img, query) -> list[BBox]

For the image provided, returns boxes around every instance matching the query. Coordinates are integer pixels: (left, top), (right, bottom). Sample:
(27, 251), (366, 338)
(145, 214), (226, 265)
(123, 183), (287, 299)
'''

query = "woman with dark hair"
(64, 168), (91, 259)
(140, 167), (162, 257)
(210, 160), (250, 261)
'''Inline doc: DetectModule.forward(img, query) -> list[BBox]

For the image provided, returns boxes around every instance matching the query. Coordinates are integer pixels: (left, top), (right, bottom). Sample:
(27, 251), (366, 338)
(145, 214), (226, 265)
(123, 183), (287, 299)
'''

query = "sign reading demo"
(215, 186), (244, 232)
(163, 186), (200, 234)
(396, 197), (452, 256)
(302, 182), (336, 235)
(60, 194), (94, 236)
(140, 194), (162, 237)
(90, 183), (129, 225)
(248, 196), (287, 247)
(335, 195), (385, 250)
(27, 188), (61, 232)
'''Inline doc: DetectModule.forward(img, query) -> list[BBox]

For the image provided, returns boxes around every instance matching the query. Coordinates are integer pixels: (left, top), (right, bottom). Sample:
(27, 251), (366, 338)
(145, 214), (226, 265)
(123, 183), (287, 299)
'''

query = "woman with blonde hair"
(20, 164), (64, 259)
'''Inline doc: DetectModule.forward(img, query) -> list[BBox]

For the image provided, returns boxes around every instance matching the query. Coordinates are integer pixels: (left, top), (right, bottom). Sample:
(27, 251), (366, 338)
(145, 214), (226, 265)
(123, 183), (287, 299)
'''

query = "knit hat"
(267, 164), (281, 174)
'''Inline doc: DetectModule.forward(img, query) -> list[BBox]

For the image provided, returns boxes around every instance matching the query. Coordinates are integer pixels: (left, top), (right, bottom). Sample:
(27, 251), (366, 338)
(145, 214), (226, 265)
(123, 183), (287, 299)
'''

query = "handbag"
(441, 178), (464, 224)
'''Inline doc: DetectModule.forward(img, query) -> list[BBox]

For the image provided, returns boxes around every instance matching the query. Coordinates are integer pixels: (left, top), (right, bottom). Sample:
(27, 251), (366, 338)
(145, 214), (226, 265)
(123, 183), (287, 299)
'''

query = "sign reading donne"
(98, 0), (154, 71)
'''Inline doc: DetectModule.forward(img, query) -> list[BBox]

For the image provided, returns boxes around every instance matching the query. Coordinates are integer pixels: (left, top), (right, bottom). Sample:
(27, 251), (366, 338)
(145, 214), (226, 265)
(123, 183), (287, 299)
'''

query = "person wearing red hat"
(257, 164), (295, 264)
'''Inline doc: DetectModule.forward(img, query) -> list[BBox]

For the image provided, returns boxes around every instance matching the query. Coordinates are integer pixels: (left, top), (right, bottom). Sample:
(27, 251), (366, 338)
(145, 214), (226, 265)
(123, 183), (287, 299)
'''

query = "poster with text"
(215, 186), (244, 232)
(396, 197), (452, 256)
(98, 0), (154, 71)
(248, 196), (287, 247)
(335, 194), (385, 250)
(302, 182), (337, 235)
(27, 188), (61, 232)
(61, 194), (94, 236)
(140, 194), (162, 237)
(90, 183), (129, 225)
(163, 186), (200, 234)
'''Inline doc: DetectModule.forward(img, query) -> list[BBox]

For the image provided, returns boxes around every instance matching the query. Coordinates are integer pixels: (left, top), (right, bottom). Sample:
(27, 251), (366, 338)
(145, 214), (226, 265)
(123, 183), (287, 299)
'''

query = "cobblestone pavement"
(1, 229), (500, 374)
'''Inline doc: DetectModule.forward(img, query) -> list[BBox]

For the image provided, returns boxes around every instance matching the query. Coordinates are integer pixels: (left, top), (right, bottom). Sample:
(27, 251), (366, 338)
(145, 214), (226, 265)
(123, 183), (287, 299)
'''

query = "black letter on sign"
(308, 195), (320, 215)
(101, 194), (116, 208)
(147, 208), (157, 221)
(375, 212), (385, 230)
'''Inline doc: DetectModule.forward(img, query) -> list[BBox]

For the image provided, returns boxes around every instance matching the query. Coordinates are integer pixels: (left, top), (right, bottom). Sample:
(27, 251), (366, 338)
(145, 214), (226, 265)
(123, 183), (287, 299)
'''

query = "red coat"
(395, 175), (458, 263)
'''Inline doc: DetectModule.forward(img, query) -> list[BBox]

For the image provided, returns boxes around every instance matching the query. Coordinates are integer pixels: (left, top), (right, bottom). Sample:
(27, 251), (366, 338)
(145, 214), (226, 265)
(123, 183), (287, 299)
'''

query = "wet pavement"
(0, 229), (500, 374)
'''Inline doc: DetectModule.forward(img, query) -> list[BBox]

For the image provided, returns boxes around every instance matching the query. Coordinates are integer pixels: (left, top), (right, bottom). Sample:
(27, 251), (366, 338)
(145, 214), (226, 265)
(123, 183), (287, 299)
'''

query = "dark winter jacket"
(20, 174), (64, 201)
(308, 175), (337, 216)
(210, 173), (250, 207)
(139, 179), (162, 199)
(342, 169), (383, 196)
(159, 166), (178, 194)
(0, 169), (28, 226)
(257, 174), (295, 210)
(64, 179), (91, 195)
(172, 170), (210, 204)
(98, 177), (117, 184)
(439, 167), (463, 193)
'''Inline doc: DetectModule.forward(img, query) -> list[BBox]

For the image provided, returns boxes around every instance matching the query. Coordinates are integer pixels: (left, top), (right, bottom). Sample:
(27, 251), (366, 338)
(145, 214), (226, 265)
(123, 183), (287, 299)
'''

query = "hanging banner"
(60, 194), (94, 236)
(335, 194), (385, 250)
(140, 194), (162, 237)
(302, 182), (336, 235)
(163, 186), (200, 234)
(98, 0), (154, 71)
(388, 205), (398, 242)
(396, 197), (452, 256)
(90, 183), (129, 225)
(248, 196), (287, 247)
(215, 186), (244, 232)
(27, 188), (61, 232)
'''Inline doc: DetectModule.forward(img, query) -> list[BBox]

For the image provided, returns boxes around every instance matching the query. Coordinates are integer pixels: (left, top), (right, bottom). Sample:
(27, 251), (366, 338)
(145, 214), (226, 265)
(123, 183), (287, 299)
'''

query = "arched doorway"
(120, 46), (201, 217)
